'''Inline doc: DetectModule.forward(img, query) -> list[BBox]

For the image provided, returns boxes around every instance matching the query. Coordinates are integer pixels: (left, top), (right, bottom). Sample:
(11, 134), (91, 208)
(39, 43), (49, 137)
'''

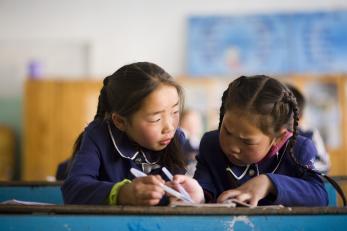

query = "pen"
(130, 168), (192, 203)
(162, 167), (194, 203)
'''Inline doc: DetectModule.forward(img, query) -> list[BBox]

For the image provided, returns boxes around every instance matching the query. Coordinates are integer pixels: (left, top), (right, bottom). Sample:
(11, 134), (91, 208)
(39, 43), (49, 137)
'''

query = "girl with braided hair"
(62, 62), (187, 205)
(171, 75), (328, 206)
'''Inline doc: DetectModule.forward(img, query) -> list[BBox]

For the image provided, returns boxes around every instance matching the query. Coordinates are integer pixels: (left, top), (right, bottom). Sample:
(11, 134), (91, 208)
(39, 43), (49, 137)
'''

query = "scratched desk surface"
(0, 181), (63, 204)
(0, 204), (347, 214)
(1, 177), (346, 206)
(1, 205), (347, 231)
(1, 179), (347, 231)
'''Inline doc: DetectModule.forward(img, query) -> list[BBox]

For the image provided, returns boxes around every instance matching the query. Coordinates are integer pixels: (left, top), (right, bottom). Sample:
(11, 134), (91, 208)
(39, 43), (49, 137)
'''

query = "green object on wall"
(0, 97), (22, 179)
(0, 97), (22, 133)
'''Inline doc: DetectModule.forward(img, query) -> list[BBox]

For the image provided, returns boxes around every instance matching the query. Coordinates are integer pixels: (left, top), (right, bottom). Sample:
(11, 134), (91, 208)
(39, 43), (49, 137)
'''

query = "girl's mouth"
(159, 138), (172, 145)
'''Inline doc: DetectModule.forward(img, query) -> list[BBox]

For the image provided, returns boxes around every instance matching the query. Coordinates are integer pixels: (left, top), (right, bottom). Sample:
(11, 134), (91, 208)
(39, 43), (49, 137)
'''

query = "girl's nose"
(162, 117), (174, 134)
(229, 143), (241, 154)
(224, 135), (240, 154)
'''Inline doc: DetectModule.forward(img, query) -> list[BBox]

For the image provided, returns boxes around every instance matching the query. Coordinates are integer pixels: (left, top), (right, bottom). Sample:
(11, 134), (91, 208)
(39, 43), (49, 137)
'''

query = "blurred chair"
(0, 125), (15, 180)
(286, 84), (330, 174)
(180, 109), (203, 177)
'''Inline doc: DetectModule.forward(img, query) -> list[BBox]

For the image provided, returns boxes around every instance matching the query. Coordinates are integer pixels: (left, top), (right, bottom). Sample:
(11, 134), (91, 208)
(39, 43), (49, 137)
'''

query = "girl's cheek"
(173, 116), (180, 128)
(252, 151), (267, 162)
(244, 149), (264, 161)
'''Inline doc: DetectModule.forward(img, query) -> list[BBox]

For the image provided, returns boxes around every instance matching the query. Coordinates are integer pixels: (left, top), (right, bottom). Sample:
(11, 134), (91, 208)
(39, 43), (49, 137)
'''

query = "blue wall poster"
(187, 11), (347, 77)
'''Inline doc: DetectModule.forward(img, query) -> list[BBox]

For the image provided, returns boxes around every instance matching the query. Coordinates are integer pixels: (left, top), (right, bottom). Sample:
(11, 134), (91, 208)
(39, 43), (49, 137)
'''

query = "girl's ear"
(111, 113), (127, 131)
(273, 129), (288, 145)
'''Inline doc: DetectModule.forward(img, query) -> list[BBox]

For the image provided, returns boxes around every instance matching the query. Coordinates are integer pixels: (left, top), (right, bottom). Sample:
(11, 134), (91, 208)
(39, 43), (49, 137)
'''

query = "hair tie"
(103, 76), (110, 86)
(282, 91), (293, 103)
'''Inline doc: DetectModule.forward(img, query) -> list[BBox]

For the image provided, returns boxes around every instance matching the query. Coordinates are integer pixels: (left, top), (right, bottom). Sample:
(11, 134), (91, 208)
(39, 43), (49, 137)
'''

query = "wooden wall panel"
(23, 80), (101, 180)
(0, 126), (15, 180)
(22, 76), (347, 180)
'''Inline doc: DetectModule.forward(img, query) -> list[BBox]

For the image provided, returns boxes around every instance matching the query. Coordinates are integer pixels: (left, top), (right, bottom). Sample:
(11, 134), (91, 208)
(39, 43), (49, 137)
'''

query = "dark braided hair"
(219, 75), (297, 137)
(69, 62), (186, 175)
(218, 89), (228, 130)
(219, 75), (346, 206)
(286, 84), (305, 118)
(94, 76), (111, 120)
(281, 90), (300, 165)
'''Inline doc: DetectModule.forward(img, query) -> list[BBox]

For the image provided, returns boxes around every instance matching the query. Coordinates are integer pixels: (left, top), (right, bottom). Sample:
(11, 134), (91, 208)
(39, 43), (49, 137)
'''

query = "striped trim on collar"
(107, 122), (159, 164)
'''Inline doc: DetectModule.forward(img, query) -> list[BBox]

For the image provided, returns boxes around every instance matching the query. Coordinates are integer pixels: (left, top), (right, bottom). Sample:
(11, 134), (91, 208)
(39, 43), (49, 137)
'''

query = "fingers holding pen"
(119, 175), (166, 205)
(133, 175), (165, 194)
(170, 175), (204, 203)
(135, 174), (165, 185)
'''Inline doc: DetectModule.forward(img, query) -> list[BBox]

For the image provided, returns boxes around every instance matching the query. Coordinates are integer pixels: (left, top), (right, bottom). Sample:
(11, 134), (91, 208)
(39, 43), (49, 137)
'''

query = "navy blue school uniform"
(194, 130), (328, 206)
(62, 119), (186, 205)
(55, 159), (70, 181)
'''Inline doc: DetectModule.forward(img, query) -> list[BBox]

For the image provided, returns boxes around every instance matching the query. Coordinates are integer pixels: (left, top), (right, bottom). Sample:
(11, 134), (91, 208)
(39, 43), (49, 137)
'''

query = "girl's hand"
(217, 174), (275, 206)
(118, 175), (165, 205)
(168, 175), (205, 203)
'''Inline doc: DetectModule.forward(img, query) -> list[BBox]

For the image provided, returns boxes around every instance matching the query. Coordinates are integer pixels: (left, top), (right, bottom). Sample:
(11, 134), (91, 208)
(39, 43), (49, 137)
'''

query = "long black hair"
(72, 62), (186, 173)
(219, 75), (346, 206)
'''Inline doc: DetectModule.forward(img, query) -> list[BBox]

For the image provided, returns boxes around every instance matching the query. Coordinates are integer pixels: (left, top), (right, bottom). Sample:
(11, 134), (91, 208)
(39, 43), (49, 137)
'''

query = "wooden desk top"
(0, 181), (62, 186)
(1, 205), (347, 215)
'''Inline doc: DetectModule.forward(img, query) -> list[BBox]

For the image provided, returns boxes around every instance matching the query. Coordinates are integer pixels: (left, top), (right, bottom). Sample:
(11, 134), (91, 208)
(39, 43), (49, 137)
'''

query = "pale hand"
(118, 175), (165, 205)
(217, 174), (275, 206)
(169, 175), (205, 203)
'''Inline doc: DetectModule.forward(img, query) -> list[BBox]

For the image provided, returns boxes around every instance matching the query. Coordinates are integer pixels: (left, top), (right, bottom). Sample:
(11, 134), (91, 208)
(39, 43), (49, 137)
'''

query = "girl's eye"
(244, 141), (257, 146)
(172, 110), (179, 115)
(223, 127), (232, 135)
(149, 118), (160, 123)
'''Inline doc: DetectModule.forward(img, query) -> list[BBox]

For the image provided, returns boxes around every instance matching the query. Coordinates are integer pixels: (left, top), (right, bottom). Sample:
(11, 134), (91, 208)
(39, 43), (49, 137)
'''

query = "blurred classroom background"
(1, 0), (347, 182)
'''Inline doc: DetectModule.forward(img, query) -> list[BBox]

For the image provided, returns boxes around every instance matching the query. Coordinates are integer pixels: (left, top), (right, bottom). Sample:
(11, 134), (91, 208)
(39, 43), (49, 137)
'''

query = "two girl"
(63, 67), (328, 207)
